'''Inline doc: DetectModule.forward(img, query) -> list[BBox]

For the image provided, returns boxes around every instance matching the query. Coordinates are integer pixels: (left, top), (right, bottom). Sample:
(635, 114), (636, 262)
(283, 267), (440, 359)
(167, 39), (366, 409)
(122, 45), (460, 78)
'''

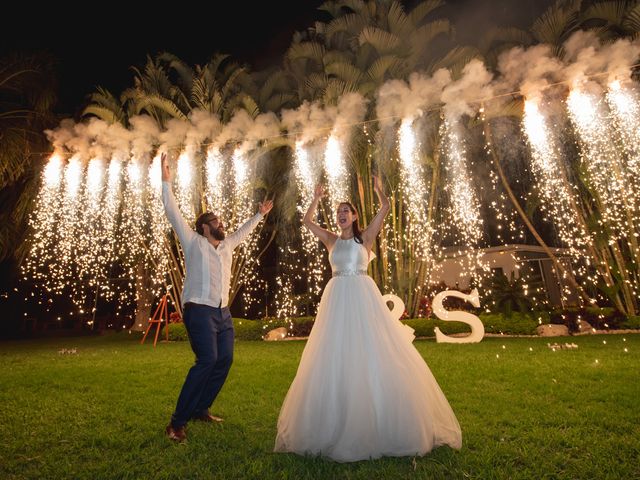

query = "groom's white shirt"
(162, 181), (264, 308)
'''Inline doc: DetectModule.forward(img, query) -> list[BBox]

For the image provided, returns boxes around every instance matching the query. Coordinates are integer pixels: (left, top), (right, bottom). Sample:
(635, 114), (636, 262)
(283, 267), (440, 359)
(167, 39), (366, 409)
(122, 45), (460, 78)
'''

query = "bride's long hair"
(338, 202), (363, 244)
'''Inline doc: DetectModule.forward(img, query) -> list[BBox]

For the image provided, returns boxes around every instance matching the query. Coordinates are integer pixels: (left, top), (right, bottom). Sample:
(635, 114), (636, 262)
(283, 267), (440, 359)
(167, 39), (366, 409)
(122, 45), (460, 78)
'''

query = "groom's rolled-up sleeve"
(161, 181), (195, 247)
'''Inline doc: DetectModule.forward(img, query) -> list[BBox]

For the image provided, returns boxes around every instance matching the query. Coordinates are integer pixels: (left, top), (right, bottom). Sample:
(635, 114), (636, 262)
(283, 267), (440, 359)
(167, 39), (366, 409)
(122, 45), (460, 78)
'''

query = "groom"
(161, 153), (272, 442)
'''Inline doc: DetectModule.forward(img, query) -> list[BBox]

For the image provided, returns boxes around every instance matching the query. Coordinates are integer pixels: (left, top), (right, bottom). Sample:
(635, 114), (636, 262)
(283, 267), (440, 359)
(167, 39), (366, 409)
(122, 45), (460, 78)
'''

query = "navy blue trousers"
(171, 303), (234, 428)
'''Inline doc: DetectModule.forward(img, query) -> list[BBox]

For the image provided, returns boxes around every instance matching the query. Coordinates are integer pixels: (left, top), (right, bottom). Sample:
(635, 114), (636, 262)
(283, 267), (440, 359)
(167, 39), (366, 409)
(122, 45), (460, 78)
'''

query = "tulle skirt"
(274, 275), (462, 462)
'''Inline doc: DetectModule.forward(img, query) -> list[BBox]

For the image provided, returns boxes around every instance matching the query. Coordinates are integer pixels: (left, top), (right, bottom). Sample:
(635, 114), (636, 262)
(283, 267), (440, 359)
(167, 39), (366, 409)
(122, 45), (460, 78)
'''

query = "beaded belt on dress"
(332, 269), (368, 277)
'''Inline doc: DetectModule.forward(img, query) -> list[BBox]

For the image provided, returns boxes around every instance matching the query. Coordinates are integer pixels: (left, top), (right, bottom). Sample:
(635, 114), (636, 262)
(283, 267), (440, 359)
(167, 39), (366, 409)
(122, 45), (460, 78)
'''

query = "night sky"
(1, 1), (553, 116)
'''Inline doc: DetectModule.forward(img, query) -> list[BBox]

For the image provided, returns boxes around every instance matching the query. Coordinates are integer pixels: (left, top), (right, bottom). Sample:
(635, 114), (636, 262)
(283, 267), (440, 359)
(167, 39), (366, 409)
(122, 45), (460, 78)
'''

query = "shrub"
(234, 318), (271, 341)
(233, 317), (316, 340)
(163, 322), (189, 341)
(479, 312), (542, 335)
(550, 307), (626, 332)
(621, 315), (640, 329)
(166, 310), (635, 340)
(401, 312), (541, 337)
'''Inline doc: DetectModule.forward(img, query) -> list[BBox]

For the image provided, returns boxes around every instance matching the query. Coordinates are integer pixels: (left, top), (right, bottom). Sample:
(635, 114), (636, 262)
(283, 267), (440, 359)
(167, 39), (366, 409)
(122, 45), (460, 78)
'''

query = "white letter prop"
(433, 289), (484, 343)
(381, 294), (405, 321)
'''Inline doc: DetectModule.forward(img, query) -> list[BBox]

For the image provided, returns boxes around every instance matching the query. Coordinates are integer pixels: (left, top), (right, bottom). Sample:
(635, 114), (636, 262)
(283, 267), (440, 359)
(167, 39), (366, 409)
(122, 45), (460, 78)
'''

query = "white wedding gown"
(274, 238), (462, 462)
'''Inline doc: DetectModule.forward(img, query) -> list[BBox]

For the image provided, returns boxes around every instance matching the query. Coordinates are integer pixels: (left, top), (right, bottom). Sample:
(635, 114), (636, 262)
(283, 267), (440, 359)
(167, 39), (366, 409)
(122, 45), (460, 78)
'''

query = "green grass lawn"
(1, 333), (639, 480)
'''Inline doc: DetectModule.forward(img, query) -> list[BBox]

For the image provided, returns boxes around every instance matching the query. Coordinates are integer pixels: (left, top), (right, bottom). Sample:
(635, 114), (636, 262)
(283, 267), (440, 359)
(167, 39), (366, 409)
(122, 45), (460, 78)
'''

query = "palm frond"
(366, 55), (406, 82)
(323, 50), (352, 65)
(340, 0), (368, 16)
(326, 61), (364, 83)
(81, 105), (123, 124)
(318, 0), (344, 18)
(531, 0), (581, 46)
(326, 13), (369, 40)
(386, 1), (412, 37)
(240, 95), (261, 119)
(408, 0), (444, 26)
(358, 27), (401, 54)
(157, 51), (194, 95)
(583, 1), (628, 26)
(305, 72), (329, 92)
(622, 3), (640, 32)
(137, 94), (188, 121)
(203, 53), (231, 77)
(257, 70), (289, 108)
(286, 41), (327, 65)
(427, 46), (481, 75)
(0, 129), (30, 188)
(82, 87), (126, 124)
(407, 19), (453, 68)
(220, 66), (247, 105)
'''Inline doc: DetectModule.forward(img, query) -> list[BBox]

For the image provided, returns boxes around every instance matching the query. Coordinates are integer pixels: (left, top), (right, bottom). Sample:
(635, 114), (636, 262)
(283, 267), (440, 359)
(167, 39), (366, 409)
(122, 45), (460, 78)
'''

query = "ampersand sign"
(381, 294), (405, 321)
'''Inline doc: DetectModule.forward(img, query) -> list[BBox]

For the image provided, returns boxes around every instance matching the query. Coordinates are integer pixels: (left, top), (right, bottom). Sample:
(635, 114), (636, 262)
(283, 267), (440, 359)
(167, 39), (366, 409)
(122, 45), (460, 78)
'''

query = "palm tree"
(0, 52), (57, 268)
(581, 0), (640, 41)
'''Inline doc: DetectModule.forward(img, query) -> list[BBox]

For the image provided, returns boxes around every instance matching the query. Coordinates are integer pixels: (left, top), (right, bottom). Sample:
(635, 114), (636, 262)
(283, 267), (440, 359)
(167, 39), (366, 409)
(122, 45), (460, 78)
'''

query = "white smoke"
(129, 115), (161, 160)
(281, 100), (337, 145)
(441, 59), (494, 120)
(376, 68), (451, 129)
(185, 110), (221, 156)
(497, 43), (563, 100)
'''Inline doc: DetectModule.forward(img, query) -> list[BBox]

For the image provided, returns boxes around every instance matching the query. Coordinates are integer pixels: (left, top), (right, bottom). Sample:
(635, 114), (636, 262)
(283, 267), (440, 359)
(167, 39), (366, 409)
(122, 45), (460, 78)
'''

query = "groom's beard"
(211, 228), (226, 241)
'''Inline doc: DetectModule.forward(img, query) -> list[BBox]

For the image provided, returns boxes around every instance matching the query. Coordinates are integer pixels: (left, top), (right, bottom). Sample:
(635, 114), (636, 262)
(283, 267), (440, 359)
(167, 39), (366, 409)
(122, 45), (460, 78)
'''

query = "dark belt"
(184, 301), (223, 309)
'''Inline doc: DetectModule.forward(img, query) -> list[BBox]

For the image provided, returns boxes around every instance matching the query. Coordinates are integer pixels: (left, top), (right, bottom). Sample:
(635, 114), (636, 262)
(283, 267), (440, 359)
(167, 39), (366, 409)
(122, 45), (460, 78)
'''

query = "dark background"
(1, 1), (552, 116)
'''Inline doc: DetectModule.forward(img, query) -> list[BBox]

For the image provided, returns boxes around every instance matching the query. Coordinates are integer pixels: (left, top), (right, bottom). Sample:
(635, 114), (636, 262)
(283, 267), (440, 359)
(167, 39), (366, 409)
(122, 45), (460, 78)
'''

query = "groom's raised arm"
(225, 212), (264, 250)
(226, 199), (272, 249)
(161, 181), (195, 247)
(161, 153), (195, 247)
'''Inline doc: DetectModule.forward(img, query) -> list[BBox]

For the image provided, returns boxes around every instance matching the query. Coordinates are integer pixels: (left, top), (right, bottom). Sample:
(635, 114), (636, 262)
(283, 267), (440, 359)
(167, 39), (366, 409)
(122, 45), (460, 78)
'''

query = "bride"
(274, 176), (462, 462)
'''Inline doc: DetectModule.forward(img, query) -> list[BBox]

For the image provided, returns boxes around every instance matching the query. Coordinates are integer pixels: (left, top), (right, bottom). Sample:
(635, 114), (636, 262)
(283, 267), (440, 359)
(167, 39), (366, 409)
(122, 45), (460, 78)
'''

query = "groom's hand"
(259, 199), (273, 215)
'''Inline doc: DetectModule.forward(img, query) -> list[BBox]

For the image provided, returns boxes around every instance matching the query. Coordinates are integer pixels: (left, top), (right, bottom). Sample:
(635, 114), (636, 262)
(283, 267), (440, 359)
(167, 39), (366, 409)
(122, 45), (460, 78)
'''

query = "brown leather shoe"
(193, 413), (224, 423)
(165, 424), (187, 442)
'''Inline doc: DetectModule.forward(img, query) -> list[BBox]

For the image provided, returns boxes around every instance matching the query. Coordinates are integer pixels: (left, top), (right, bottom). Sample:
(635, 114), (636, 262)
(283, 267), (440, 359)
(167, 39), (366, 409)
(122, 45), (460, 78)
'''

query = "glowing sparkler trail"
(567, 89), (639, 246)
(439, 117), (488, 290)
(232, 148), (262, 314)
(23, 154), (64, 289)
(522, 100), (593, 248)
(397, 118), (433, 258)
(294, 143), (325, 294)
(606, 81), (640, 204)
(440, 119), (483, 246)
(117, 156), (147, 304)
(566, 87), (640, 310)
(145, 154), (171, 294)
(324, 134), (349, 218)
(522, 98), (597, 302)
(98, 155), (124, 301)
(175, 152), (195, 221)
(205, 147), (228, 213)
(76, 157), (106, 286)
(232, 148), (252, 225)
(54, 155), (85, 298)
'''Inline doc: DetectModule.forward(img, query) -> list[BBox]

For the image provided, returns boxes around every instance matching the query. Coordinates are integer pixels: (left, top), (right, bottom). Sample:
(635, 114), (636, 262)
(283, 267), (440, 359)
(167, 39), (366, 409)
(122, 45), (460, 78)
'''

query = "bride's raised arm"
(362, 175), (390, 251)
(303, 184), (337, 249)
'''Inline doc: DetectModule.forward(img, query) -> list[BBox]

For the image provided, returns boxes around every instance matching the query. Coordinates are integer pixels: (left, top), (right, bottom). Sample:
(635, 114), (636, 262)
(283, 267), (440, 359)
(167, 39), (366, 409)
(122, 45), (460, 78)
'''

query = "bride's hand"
(314, 184), (325, 199)
(161, 152), (171, 182)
